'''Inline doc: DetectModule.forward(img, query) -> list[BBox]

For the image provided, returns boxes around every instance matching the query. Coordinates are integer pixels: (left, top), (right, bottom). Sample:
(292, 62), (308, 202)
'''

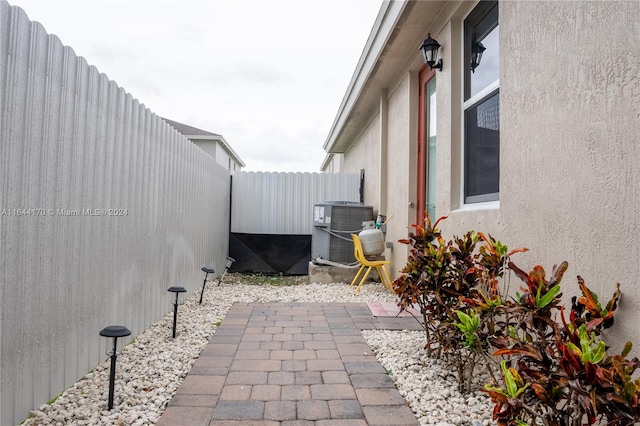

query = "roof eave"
(323, 0), (402, 154)
(323, 0), (449, 154)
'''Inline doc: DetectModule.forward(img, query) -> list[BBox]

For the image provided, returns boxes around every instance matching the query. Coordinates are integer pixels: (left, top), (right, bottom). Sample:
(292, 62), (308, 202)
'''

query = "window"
(463, 0), (499, 204)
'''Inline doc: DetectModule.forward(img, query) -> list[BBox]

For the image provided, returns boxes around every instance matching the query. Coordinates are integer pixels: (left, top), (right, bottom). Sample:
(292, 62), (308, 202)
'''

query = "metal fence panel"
(0, 3), (230, 424)
(231, 171), (361, 235)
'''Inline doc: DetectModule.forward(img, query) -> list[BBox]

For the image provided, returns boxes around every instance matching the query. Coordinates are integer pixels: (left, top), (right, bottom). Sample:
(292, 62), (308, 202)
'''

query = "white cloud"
(10, 0), (382, 172)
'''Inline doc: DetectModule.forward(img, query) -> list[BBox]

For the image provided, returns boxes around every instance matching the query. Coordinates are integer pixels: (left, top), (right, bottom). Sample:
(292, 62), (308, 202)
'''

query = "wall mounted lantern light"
(99, 325), (131, 410)
(168, 286), (187, 338)
(419, 33), (443, 71)
(471, 40), (486, 73)
(199, 266), (215, 304)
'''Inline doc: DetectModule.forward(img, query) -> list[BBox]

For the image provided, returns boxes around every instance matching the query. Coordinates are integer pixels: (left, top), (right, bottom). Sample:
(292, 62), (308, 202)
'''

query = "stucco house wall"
(322, 0), (640, 354)
(197, 139), (218, 161)
(343, 112), (381, 209)
(497, 0), (640, 351)
(425, 2), (504, 241)
(385, 75), (417, 271)
(215, 142), (239, 171)
(162, 118), (245, 172)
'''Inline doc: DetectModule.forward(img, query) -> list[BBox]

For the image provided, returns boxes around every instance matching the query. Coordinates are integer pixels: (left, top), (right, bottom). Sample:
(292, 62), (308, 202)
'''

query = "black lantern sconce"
(168, 286), (187, 338)
(217, 257), (236, 286)
(199, 266), (215, 304)
(99, 325), (131, 410)
(471, 40), (486, 73)
(419, 33), (443, 71)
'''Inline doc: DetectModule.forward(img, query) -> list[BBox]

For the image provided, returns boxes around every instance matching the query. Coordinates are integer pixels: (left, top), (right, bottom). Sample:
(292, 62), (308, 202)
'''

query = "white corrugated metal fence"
(0, 2), (230, 424)
(231, 171), (361, 235)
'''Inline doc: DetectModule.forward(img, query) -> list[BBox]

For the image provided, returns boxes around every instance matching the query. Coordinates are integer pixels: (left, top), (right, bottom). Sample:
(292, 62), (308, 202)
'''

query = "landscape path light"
(199, 266), (215, 304)
(217, 257), (236, 286)
(99, 325), (131, 410)
(168, 286), (187, 338)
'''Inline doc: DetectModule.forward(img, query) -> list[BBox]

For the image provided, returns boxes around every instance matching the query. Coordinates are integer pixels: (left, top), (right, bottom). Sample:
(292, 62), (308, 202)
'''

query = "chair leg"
(374, 267), (387, 290)
(380, 266), (393, 291)
(350, 265), (366, 289)
(354, 267), (372, 295)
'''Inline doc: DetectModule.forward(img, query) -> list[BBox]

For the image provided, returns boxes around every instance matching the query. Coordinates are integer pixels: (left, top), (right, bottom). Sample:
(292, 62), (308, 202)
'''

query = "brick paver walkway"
(157, 303), (422, 426)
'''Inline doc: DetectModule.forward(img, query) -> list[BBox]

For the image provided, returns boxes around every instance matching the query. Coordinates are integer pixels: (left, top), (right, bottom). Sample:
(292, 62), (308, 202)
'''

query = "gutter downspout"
(379, 88), (389, 219)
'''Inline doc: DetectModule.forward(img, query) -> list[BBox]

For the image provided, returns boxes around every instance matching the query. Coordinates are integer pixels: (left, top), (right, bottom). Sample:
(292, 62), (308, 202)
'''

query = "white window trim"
(463, 79), (500, 110)
(459, 86), (501, 209)
(460, 3), (500, 208)
(455, 200), (500, 213)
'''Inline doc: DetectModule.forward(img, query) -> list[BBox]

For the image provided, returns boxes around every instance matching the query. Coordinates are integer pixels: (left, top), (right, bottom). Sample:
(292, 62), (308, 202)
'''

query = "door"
(417, 65), (437, 224)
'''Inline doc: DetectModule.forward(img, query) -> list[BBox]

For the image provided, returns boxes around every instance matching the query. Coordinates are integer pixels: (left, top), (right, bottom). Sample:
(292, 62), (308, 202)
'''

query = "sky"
(9, 0), (383, 172)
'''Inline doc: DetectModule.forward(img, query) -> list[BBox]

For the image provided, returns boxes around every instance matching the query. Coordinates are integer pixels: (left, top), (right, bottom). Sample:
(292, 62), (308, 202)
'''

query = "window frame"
(462, 0), (500, 206)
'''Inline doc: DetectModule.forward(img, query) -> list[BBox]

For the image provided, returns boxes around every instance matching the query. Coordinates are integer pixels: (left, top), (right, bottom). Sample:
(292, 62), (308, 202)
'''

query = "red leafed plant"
(392, 213), (525, 392)
(393, 212), (640, 424)
(483, 264), (639, 425)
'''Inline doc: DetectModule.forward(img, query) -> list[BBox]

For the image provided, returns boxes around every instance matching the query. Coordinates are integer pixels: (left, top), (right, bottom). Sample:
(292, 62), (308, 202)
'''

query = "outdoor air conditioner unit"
(312, 201), (373, 263)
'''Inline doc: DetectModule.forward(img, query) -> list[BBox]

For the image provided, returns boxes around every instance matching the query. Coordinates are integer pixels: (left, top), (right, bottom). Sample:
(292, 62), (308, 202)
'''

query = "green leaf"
(514, 382), (529, 398)
(484, 384), (508, 398)
(501, 361), (518, 398)
(536, 284), (561, 308)
(578, 325), (591, 353)
(591, 341), (606, 364)
(574, 324), (607, 364)
(455, 310), (472, 326)
(566, 342), (582, 358)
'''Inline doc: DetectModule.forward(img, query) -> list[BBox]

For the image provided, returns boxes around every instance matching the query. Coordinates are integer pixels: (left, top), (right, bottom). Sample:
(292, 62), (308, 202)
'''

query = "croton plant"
(392, 213), (640, 425)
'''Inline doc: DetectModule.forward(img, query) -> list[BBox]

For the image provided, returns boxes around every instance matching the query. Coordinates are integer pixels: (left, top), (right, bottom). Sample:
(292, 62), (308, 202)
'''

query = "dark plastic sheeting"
(229, 233), (311, 275)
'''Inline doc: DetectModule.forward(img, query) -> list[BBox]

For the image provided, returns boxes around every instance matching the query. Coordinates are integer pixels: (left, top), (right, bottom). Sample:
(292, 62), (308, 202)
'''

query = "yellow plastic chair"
(349, 233), (393, 295)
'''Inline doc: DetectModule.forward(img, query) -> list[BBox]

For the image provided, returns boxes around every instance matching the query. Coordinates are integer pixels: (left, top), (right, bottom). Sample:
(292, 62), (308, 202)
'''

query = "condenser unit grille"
(312, 202), (373, 263)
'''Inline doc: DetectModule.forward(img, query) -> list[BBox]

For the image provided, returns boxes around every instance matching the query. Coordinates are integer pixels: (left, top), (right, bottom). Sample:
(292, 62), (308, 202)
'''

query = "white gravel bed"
(362, 329), (496, 426)
(23, 275), (495, 425)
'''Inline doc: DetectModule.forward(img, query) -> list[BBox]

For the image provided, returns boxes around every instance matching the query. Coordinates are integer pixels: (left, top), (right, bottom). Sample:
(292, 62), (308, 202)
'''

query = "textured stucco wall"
(437, 0), (640, 354)
(335, 0), (640, 356)
(344, 113), (381, 209)
(434, 7), (504, 241)
(384, 75), (414, 279)
(0, 3), (231, 424)
(194, 139), (218, 161)
(497, 0), (640, 353)
(215, 142), (235, 170)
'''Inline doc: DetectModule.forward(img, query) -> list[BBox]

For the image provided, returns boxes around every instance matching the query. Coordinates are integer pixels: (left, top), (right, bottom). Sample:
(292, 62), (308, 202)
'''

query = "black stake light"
(99, 325), (131, 410)
(217, 257), (236, 286)
(199, 267), (215, 304)
(168, 286), (187, 338)
(419, 33), (443, 71)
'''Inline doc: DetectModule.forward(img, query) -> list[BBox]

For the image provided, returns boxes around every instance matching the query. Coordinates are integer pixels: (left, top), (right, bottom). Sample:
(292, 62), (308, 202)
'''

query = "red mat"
(367, 302), (419, 317)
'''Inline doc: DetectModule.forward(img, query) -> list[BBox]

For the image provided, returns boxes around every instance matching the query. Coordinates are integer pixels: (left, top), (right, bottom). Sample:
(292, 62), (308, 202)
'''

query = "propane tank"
(359, 227), (385, 256)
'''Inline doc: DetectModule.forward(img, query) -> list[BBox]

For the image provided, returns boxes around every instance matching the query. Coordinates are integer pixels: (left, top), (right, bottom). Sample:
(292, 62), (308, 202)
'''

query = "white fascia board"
(188, 134), (246, 167)
(320, 153), (333, 172)
(323, 0), (407, 153)
(216, 136), (246, 167)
